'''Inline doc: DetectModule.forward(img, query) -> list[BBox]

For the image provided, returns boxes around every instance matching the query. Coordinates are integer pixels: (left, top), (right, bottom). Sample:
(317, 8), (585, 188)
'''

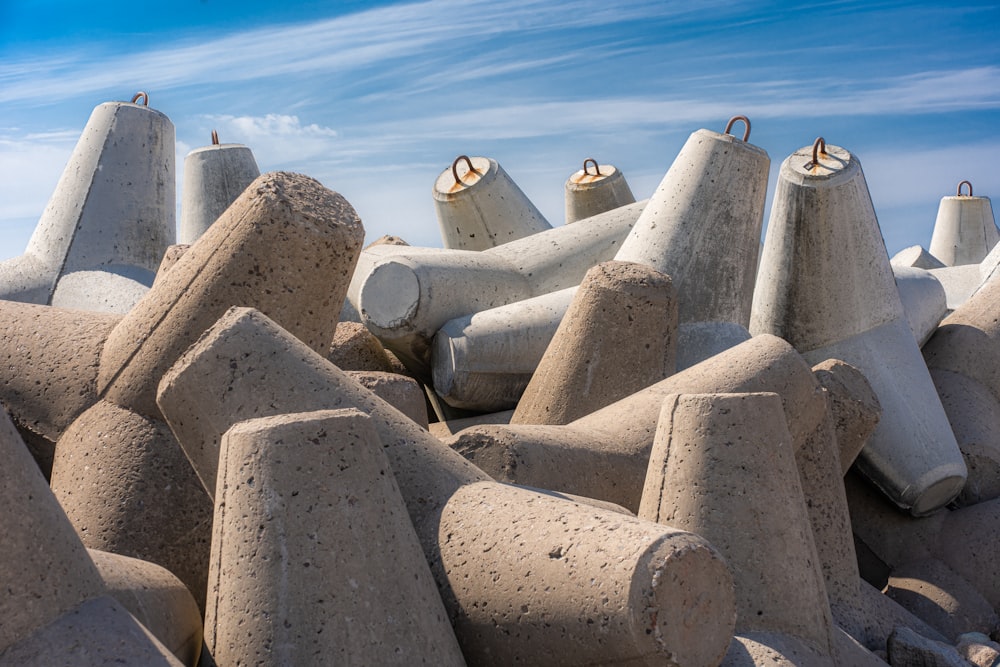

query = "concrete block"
(327, 321), (395, 372)
(207, 409), (464, 666)
(751, 139), (966, 516)
(956, 633), (1000, 667)
(427, 409), (513, 439)
(721, 632), (836, 667)
(894, 264), (948, 346)
(154, 244), (190, 282)
(929, 182), (998, 267)
(510, 260), (677, 425)
(564, 159), (636, 224)
(50, 268), (153, 314)
(433, 155), (550, 250)
(811, 359), (882, 474)
(887, 626), (970, 667)
(930, 263), (982, 311)
(344, 370), (429, 428)
(0, 96), (174, 310)
(675, 320), (752, 371)
(155, 306), (737, 666)
(180, 135), (260, 244)
(891, 245), (947, 270)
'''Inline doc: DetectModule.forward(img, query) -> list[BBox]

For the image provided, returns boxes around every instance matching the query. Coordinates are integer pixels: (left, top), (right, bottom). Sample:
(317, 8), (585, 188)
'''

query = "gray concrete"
(929, 263), (982, 312)
(345, 370), (429, 428)
(675, 321), (752, 371)
(563, 160), (636, 224)
(207, 409), (465, 666)
(894, 265), (948, 346)
(751, 141), (965, 516)
(0, 98), (175, 312)
(179, 140), (260, 244)
(928, 187), (998, 267)
(155, 306), (737, 666)
(433, 155), (550, 250)
(891, 245), (946, 270)
(811, 359), (882, 474)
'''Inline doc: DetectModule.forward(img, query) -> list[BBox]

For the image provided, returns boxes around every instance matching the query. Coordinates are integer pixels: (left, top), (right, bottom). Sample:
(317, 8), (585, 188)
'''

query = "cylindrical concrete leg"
(564, 161), (636, 224)
(511, 260), (677, 425)
(207, 409), (465, 666)
(811, 359), (882, 474)
(180, 141), (260, 244)
(929, 189), (999, 267)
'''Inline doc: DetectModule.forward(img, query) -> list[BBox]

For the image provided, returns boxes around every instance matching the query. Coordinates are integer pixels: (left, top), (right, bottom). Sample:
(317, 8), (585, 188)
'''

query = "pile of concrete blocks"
(3, 102), (1000, 667)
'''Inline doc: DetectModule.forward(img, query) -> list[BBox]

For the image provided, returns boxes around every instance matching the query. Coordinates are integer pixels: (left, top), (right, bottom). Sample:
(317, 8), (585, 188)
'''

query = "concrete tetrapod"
(446, 333), (828, 512)
(156, 307), (737, 667)
(750, 139), (966, 516)
(208, 409), (465, 666)
(179, 136), (261, 244)
(0, 94), (174, 313)
(928, 181), (998, 267)
(564, 159), (636, 224)
(355, 199), (646, 376)
(510, 260), (677, 425)
(894, 265), (948, 346)
(433, 155), (551, 251)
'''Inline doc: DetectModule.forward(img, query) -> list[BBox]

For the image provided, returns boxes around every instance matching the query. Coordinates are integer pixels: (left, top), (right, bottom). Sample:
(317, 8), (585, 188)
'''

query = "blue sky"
(2, 0), (998, 262)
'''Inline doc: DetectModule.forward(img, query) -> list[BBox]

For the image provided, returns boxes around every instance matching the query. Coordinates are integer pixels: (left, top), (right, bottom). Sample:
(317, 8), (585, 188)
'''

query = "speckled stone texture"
(344, 370), (428, 428)
(206, 409), (465, 666)
(811, 359), (882, 474)
(327, 321), (396, 372)
(511, 260), (677, 425)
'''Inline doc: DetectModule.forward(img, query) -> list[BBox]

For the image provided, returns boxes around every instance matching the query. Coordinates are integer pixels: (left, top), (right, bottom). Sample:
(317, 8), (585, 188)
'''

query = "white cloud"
(196, 113), (339, 167)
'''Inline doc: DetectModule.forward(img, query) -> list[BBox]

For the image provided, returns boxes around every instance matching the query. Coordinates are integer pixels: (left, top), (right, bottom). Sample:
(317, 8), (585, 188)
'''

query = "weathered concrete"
(90, 549), (203, 666)
(327, 321), (396, 372)
(0, 97), (174, 311)
(891, 245), (947, 270)
(887, 626), (970, 667)
(355, 199), (646, 376)
(811, 359), (882, 474)
(928, 184), (998, 267)
(929, 263), (982, 312)
(447, 334), (827, 511)
(510, 261), (677, 425)
(427, 409), (513, 439)
(207, 409), (465, 666)
(894, 265), (948, 346)
(179, 138), (260, 244)
(564, 160), (636, 224)
(721, 632), (836, 667)
(156, 307), (737, 666)
(345, 370), (429, 428)
(751, 140), (965, 516)
(675, 321), (752, 371)
(433, 155), (550, 250)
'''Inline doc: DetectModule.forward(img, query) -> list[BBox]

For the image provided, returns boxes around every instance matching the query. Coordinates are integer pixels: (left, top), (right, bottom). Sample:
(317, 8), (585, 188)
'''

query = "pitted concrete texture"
(50, 399), (213, 612)
(0, 406), (105, 653)
(97, 171), (364, 418)
(929, 194), (999, 267)
(891, 245), (947, 270)
(155, 307), (737, 665)
(328, 321), (395, 372)
(50, 268), (154, 314)
(89, 549), (203, 666)
(433, 156), (551, 251)
(564, 162), (636, 224)
(180, 143), (260, 244)
(0, 596), (183, 667)
(152, 244), (190, 286)
(207, 409), (465, 666)
(615, 127), (769, 326)
(675, 321), (752, 371)
(721, 632), (835, 667)
(887, 626), (970, 667)
(344, 370), (429, 428)
(447, 334), (827, 511)
(511, 260), (677, 425)
(639, 393), (834, 654)
(427, 409), (514, 439)
(811, 359), (882, 474)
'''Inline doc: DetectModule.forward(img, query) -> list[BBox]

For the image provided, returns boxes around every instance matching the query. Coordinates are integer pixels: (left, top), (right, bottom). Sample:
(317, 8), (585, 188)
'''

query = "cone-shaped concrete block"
(328, 321), (395, 372)
(89, 549), (203, 666)
(675, 321), (752, 371)
(751, 141), (966, 515)
(811, 359), (881, 475)
(154, 243), (190, 283)
(929, 187), (999, 267)
(345, 370), (429, 428)
(615, 125), (769, 326)
(433, 155), (551, 250)
(894, 265), (948, 346)
(447, 333), (827, 511)
(180, 141), (260, 244)
(891, 245), (947, 270)
(357, 199), (646, 376)
(639, 393), (834, 653)
(564, 161), (636, 224)
(0, 98), (175, 307)
(207, 409), (465, 666)
(156, 307), (737, 666)
(511, 260), (677, 425)
(97, 171), (364, 419)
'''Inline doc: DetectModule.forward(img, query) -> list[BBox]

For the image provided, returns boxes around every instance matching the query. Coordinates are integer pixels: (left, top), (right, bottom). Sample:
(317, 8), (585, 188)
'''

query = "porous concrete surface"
(812, 358), (882, 474)
(152, 244), (190, 284)
(50, 268), (154, 314)
(327, 320), (396, 372)
(564, 162), (636, 224)
(344, 369), (429, 428)
(887, 626), (970, 667)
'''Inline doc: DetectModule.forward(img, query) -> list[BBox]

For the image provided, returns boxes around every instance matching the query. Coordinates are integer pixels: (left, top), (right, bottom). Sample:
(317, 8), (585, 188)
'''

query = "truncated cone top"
(751, 142), (903, 351)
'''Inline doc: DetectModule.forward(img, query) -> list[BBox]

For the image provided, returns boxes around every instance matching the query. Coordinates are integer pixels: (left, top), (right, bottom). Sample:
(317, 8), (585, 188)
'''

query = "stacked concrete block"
(156, 307), (738, 666)
(564, 158), (636, 223)
(929, 180), (999, 267)
(891, 245), (947, 270)
(0, 93), (174, 314)
(179, 131), (261, 244)
(751, 139), (966, 516)
(893, 264), (948, 346)
(433, 155), (551, 250)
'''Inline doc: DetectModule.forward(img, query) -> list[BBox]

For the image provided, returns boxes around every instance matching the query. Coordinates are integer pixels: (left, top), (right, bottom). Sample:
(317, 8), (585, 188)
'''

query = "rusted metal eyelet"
(724, 115), (751, 142)
(582, 158), (601, 177)
(130, 91), (149, 106)
(957, 180), (973, 197)
(452, 155), (477, 185)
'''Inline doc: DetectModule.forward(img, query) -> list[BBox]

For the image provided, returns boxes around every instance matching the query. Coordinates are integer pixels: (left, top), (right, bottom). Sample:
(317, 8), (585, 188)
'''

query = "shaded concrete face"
(615, 127), (769, 326)
(433, 156), (551, 250)
(564, 163), (636, 224)
(180, 143), (261, 244)
(891, 245), (947, 270)
(207, 409), (465, 666)
(894, 264), (948, 346)
(929, 195), (999, 267)
(97, 171), (364, 418)
(511, 260), (678, 425)
(811, 359), (882, 474)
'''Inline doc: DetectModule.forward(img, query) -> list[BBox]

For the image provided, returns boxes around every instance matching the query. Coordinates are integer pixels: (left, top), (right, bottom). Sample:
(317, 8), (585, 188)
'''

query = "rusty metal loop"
(130, 91), (149, 106)
(957, 180), (973, 197)
(812, 137), (827, 166)
(582, 158), (601, 176)
(211, 130), (220, 145)
(452, 155), (477, 185)
(723, 115), (751, 142)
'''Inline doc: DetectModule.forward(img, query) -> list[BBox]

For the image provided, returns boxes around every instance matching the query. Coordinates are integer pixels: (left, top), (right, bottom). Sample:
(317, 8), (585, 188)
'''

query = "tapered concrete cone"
(639, 392), (835, 655)
(750, 140), (966, 515)
(614, 120), (769, 326)
(207, 409), (465, 666)
(928, 183), (998, 267)
(564, 160), (636, 224)
(179, 139), (260, 244)
(433, 155), (550, 250)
